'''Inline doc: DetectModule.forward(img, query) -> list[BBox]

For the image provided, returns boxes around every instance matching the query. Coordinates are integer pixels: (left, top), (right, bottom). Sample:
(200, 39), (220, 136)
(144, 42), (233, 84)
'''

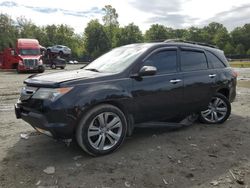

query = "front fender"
(73, 82), (134, 114)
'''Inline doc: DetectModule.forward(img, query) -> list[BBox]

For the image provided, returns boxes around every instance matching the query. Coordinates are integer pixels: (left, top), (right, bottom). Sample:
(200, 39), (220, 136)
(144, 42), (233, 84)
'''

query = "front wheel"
(38, 66), (45, 73)
(76, 104), (127, 156)
(200, 93), (231, 124)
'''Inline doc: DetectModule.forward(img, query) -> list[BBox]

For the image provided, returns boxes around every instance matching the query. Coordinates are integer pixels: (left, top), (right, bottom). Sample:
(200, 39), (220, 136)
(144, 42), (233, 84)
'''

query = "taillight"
(232, 69), (238, 78)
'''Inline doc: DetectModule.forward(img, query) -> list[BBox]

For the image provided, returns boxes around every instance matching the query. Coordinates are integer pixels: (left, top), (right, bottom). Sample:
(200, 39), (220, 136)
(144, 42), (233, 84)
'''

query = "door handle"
(170, 79), (182, 84)
(209, 74), (216, 78)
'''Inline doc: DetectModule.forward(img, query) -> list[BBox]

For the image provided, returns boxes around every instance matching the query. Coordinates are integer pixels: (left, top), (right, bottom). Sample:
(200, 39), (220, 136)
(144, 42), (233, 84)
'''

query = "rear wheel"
(76, 104), (127, 156)
(200, 93), (231, 124)
(51, 64), (56, 69)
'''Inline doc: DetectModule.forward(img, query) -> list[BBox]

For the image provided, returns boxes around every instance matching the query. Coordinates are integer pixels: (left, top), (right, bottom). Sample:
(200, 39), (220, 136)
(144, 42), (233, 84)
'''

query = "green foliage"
(102, 5), (119, 27)
(102, 5), (119, 48)
(114, 23), (143, 47)
(235, 44), (245, 55)
(84, 19), (111, 59)
(0, 14), (18, 50)
(144, 24), (168, 42)
(247, 49), (250, 55)
(224, 42), (235, 55)
(212, 28), (230, 49)
(185, 27), (206, 42)
(1, 8), (250, 58)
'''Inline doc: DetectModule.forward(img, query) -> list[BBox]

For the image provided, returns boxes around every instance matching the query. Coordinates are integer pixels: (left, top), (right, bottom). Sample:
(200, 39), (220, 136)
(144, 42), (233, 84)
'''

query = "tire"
(200, 93), (231, 124)
(76, 104), (127, 156)
(51, 64), (56, 69)
(60, 66), (65, 69)
(38, 66), (45, 73)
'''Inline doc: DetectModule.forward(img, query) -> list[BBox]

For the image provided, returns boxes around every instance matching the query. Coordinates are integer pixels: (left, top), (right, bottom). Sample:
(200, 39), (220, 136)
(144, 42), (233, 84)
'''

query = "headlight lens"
(38, 59), (43, 65)
(32, 87), (73, 101)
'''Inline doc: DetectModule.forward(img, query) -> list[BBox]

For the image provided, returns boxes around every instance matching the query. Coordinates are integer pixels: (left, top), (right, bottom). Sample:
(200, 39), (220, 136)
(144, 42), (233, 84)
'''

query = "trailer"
(0, 39), (45, 73)
(42, 50), (66, 69)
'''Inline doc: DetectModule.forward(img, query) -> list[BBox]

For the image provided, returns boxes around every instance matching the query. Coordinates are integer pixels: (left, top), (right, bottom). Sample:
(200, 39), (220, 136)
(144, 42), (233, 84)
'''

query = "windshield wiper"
(84, 68), (100, 72)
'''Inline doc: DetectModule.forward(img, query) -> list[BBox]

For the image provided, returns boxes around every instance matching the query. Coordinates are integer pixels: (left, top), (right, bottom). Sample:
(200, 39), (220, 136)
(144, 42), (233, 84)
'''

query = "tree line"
(1, 5), (250, 59)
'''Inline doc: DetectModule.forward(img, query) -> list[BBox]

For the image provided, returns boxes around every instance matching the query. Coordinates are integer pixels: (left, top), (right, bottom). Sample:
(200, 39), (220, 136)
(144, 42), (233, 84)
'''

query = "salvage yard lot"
(0, 65), (250, 188)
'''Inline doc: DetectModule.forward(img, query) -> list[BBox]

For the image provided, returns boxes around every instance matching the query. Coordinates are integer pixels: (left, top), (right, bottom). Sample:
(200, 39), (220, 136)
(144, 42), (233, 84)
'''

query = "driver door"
(131, 48), (184, 122)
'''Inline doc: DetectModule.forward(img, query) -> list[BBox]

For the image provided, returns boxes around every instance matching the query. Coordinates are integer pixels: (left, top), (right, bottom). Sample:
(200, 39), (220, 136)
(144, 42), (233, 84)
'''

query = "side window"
(144, 50), (177, 74)
(206, 51), (225, 69)
(181, 50), (208, 71)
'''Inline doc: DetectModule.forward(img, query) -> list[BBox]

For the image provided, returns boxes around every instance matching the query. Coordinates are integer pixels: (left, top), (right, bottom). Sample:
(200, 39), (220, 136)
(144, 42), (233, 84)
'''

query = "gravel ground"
(0, 65), (250, 188)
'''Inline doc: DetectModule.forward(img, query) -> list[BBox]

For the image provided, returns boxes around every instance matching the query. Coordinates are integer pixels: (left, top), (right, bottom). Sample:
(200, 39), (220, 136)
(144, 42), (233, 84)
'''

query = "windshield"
(83, 44), (153, 73)
(19, 49), (41, 55)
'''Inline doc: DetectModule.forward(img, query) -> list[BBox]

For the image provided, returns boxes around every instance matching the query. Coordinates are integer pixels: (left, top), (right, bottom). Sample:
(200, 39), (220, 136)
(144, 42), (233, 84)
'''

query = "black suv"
(15, 40), (237, 156)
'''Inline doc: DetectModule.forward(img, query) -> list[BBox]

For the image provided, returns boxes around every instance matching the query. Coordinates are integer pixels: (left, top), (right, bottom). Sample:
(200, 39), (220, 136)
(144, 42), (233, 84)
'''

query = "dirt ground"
(0, 65), (250, 188)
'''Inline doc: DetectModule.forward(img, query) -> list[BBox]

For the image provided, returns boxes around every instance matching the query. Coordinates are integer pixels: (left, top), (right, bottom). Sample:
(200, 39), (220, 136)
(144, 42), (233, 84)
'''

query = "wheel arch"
(75, 99), (134, 137)
(216, 88), (229, 99)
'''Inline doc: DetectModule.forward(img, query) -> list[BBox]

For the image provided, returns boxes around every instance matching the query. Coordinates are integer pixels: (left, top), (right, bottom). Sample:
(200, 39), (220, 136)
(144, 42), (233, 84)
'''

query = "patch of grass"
(230, 61), (250, 68)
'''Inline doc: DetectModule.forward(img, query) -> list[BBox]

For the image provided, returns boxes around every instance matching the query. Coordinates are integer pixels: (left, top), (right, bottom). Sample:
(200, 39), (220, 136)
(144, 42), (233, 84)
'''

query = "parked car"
(47, 45), (71, 56)
(15, 40), (237, 156)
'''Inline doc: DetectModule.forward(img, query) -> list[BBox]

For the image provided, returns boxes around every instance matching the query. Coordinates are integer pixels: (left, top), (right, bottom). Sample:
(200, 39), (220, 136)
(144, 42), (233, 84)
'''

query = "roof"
(17, 38), (39, 48)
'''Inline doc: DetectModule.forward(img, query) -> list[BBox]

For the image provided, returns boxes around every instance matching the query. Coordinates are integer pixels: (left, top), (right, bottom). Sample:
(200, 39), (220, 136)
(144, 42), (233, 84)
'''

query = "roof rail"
(164, 39), (218, 49)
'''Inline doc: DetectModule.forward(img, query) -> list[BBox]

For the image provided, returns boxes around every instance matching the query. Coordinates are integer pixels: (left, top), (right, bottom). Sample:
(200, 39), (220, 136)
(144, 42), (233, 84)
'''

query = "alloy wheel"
(87, 112), (122, 151)
(201, 96), (228, 123)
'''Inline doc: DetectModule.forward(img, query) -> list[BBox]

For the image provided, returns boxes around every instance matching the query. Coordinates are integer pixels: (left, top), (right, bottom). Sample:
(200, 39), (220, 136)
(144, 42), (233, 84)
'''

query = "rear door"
(180, 48), (217, 113)
(131, 47), (184, 121)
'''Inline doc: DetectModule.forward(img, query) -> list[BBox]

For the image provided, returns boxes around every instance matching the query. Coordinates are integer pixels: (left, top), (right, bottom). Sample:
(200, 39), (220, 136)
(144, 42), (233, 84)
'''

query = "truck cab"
(16, 39), (45, 73)
(0, 38), (45, 73)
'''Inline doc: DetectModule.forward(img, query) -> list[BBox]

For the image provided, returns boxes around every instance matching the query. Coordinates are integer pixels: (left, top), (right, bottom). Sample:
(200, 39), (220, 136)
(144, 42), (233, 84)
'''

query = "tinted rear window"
(206, 51), (226, 69)
(181, 50), (208, 71)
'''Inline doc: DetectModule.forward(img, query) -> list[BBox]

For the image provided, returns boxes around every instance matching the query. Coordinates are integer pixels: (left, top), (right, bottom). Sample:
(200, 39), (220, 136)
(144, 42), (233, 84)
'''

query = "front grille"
(23, 59), (38, 67)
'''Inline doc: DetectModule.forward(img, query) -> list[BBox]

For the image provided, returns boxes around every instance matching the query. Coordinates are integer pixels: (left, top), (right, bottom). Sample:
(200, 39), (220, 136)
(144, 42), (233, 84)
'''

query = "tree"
(0, 14), (18, 50)
(231, 24), (250, 52)
(114, 23), (143, 47)
(84, 19), (111, 59)
(185, 27), (206, 42)
(102, 5), (119, 27)
(212, 28), (230, 49)
(246, 49), (250, 55)
(102, 5), (119, 47)
(203, 22), (225, 43)
(145, 24), (169, 42)
(235, 44), (245, 55)
(172, 29), (188, 39)
(224, 42), (235, 55)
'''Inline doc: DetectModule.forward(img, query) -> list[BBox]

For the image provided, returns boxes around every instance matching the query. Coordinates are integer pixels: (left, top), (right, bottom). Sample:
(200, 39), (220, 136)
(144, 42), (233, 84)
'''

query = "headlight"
(38, 59), (43, 65)
(19, 60), (24, 66)
(32, 87), (73, 101)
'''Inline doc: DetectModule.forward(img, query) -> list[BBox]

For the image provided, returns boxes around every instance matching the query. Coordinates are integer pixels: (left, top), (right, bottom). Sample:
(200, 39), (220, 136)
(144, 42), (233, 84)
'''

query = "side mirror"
(138, 66), (157, 77)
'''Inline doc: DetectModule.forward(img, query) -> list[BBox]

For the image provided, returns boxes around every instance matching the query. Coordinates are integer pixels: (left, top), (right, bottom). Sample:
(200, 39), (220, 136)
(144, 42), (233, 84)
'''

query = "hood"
(24, 69), (112, 87)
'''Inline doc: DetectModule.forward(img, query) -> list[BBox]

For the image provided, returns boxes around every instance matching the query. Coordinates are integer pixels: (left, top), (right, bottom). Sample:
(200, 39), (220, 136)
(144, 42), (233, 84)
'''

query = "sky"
(1, 0), (250, 34)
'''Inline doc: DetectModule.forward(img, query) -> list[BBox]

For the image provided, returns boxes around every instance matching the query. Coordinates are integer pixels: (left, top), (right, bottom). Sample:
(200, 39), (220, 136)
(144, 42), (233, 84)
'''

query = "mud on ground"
(0, 66), (250, 188)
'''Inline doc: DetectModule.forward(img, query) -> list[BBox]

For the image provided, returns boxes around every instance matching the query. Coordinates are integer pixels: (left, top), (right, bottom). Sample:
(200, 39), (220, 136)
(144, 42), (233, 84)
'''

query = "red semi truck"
(0, 38), (45, 73)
